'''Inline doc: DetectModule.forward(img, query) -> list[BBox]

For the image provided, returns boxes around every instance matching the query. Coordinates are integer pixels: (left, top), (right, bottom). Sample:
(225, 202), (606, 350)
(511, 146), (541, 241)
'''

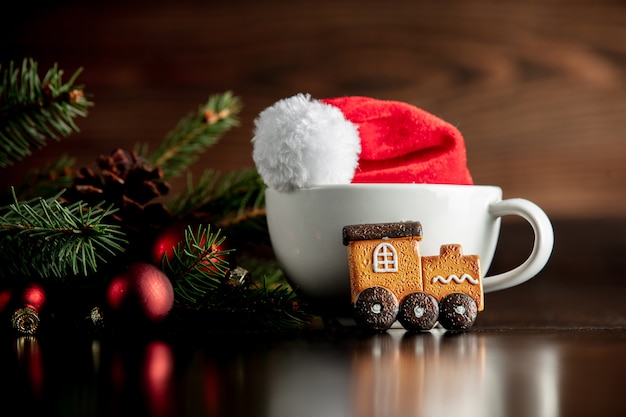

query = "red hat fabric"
(251, 94), (473, 191)
(321, 96), (473, 185)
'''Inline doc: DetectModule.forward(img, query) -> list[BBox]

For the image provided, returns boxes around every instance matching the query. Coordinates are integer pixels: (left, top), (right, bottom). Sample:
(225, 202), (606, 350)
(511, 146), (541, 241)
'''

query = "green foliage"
(0, 58), (93, 167)
(0, 59), (311, 333)
(192, 279), (313, 332)
(161, 224), (233, 305)
(144, 91), (241, 179)
(9, 153), (75, 201)
(162, 224), (313, 331)
(0, 188), (127, 281)
(168, 168), (268, 245)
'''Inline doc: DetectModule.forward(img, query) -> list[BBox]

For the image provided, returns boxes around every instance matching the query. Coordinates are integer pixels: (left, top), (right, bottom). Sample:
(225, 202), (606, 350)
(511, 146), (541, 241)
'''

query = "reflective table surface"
(3, 220), (626, 417)
(3, 328), (626, 417)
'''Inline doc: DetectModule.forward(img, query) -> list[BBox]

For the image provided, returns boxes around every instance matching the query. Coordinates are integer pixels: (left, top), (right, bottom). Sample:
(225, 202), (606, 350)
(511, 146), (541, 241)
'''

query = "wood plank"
(2, 0), (626, 217)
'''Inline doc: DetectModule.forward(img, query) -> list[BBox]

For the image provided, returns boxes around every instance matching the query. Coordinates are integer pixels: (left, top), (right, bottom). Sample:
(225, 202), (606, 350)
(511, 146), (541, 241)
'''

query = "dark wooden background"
(3, 0), (626, 220)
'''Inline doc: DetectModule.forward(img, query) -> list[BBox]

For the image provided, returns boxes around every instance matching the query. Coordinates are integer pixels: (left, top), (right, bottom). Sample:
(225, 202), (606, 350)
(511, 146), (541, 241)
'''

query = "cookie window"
(373, 242), (398, 273)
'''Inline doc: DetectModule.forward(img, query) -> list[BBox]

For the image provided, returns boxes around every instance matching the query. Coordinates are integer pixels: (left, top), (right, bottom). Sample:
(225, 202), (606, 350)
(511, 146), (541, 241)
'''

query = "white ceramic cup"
(265, 184), (554, 301)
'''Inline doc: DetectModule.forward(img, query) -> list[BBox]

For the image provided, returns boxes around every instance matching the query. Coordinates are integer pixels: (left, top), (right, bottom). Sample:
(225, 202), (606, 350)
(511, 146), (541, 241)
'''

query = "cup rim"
(266, 183), (502, 193)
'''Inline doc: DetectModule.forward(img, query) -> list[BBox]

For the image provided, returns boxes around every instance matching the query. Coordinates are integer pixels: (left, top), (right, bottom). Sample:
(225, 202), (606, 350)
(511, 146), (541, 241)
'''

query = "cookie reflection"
(352, 330), (485, 417)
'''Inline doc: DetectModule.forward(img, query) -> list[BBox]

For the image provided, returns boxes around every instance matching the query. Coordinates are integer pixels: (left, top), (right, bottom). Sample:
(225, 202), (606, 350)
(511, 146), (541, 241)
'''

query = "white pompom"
(252, 93), (361, 192)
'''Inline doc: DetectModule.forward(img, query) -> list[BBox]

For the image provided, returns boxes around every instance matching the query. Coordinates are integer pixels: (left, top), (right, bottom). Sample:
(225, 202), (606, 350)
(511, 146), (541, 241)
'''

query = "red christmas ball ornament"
(21, 283), (46, 311)
(150, 222), (186, 264)
(107, 262), (175, 322)
(196, 235), (231, 275)
(151, 222), (232, 274)
(0, 288), (13, 314)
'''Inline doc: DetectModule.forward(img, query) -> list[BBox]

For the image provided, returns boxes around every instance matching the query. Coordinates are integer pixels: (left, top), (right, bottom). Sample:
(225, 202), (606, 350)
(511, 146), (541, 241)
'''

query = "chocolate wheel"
(353, 286), (399, 332)
(438, 293), (478, 331)
(397, 292), (439, 331)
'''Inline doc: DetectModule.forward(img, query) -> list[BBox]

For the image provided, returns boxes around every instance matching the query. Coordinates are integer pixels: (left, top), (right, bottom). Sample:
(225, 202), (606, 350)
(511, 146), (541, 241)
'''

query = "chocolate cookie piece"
(397, 292), (439, 331)
(353, 286), (399, 332)
(342, 221), (422, 246)
(438, 292), (478, 331)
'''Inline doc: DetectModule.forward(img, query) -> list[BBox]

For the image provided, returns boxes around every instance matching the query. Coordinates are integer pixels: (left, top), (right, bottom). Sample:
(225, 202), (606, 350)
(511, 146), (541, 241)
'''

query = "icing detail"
(432, 274), (479, 285)
(373, 242), (398, 272)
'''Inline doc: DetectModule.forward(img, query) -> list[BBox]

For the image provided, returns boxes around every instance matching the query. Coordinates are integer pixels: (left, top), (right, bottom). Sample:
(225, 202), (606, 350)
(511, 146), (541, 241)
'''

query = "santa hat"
(252, 94), (473, 192)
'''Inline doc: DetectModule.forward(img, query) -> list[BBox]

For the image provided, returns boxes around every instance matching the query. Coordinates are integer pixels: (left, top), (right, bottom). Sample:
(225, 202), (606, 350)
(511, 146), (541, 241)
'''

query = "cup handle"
(483, 198), (554, 293)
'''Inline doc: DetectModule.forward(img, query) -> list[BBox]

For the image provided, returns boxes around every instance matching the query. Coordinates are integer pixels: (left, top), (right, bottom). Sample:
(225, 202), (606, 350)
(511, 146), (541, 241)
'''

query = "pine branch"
(168, 168), (269, 246)
(144, 91), (241, 179)
(8, 153), (75, 202)
(195, 281), (314, 331)
(0, 188), (127, 281)
(237, 255), (286, 289)
(161, 223), (234, 306)
(232, 256), (315, 330)
(161, 224), (313, 331)
(0, 58), (93, 167)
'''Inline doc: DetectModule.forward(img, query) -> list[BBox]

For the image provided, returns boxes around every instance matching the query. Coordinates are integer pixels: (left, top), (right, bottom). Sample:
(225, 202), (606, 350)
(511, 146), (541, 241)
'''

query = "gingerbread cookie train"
(342, 221), (483, 332)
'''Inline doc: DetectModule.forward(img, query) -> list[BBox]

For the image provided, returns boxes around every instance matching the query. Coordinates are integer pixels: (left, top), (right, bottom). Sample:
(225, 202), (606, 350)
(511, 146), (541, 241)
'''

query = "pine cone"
(65, 148), (172, 233)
